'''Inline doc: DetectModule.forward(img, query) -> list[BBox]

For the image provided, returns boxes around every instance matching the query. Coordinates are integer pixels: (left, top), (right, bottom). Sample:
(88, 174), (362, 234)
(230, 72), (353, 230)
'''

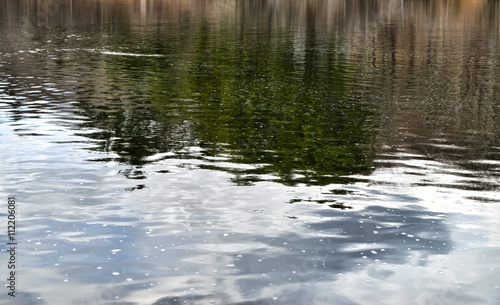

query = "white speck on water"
(373, 230), (379, 234)
(112, 272), (120, 275)
(371, 250), (377, 254)
(126, 278), (133, 281)
(97, 266), (102, 269)
(111, 249), (122, 253)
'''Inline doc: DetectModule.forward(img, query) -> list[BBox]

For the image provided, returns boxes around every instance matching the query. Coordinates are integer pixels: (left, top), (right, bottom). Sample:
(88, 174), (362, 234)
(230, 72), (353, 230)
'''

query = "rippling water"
(1, 1), (499, 304)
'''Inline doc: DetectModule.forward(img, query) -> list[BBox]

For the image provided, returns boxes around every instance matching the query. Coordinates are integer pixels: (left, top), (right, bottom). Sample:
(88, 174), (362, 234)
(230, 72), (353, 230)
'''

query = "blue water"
(1, 1), (499, 304)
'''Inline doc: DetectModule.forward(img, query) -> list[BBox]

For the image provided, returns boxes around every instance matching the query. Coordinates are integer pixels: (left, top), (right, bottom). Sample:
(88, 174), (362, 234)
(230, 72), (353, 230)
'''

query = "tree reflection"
(148, 15), (377, 185)
(77, 1), (379, 186)
(3, 0), (498, 185)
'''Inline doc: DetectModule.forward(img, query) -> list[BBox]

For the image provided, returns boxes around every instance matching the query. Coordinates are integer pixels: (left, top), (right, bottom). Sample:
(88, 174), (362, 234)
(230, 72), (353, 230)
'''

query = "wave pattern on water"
(1, 1), (500, 305)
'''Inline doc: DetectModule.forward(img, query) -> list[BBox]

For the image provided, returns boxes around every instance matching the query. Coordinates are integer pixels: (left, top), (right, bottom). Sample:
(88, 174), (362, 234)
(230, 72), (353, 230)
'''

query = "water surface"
(0, 1), (499, 304)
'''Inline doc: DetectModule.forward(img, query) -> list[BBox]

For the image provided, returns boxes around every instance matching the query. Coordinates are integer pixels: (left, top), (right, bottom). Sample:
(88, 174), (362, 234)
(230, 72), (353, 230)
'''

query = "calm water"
(1, 0), (499, 304)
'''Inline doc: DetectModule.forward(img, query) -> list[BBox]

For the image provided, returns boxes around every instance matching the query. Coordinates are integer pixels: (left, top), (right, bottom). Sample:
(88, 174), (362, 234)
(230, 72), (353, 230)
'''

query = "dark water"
(1, 0), (499, 304)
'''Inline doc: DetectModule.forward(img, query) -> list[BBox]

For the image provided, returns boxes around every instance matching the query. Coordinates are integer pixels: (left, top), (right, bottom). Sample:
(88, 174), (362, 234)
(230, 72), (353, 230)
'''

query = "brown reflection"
(2, 0), (497, 29)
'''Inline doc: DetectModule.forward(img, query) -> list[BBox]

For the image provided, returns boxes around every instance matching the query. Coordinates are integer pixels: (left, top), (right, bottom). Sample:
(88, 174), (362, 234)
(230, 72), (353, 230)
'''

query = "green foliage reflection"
(148, 22), (377, 185)
(75, 16), (378, 185)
